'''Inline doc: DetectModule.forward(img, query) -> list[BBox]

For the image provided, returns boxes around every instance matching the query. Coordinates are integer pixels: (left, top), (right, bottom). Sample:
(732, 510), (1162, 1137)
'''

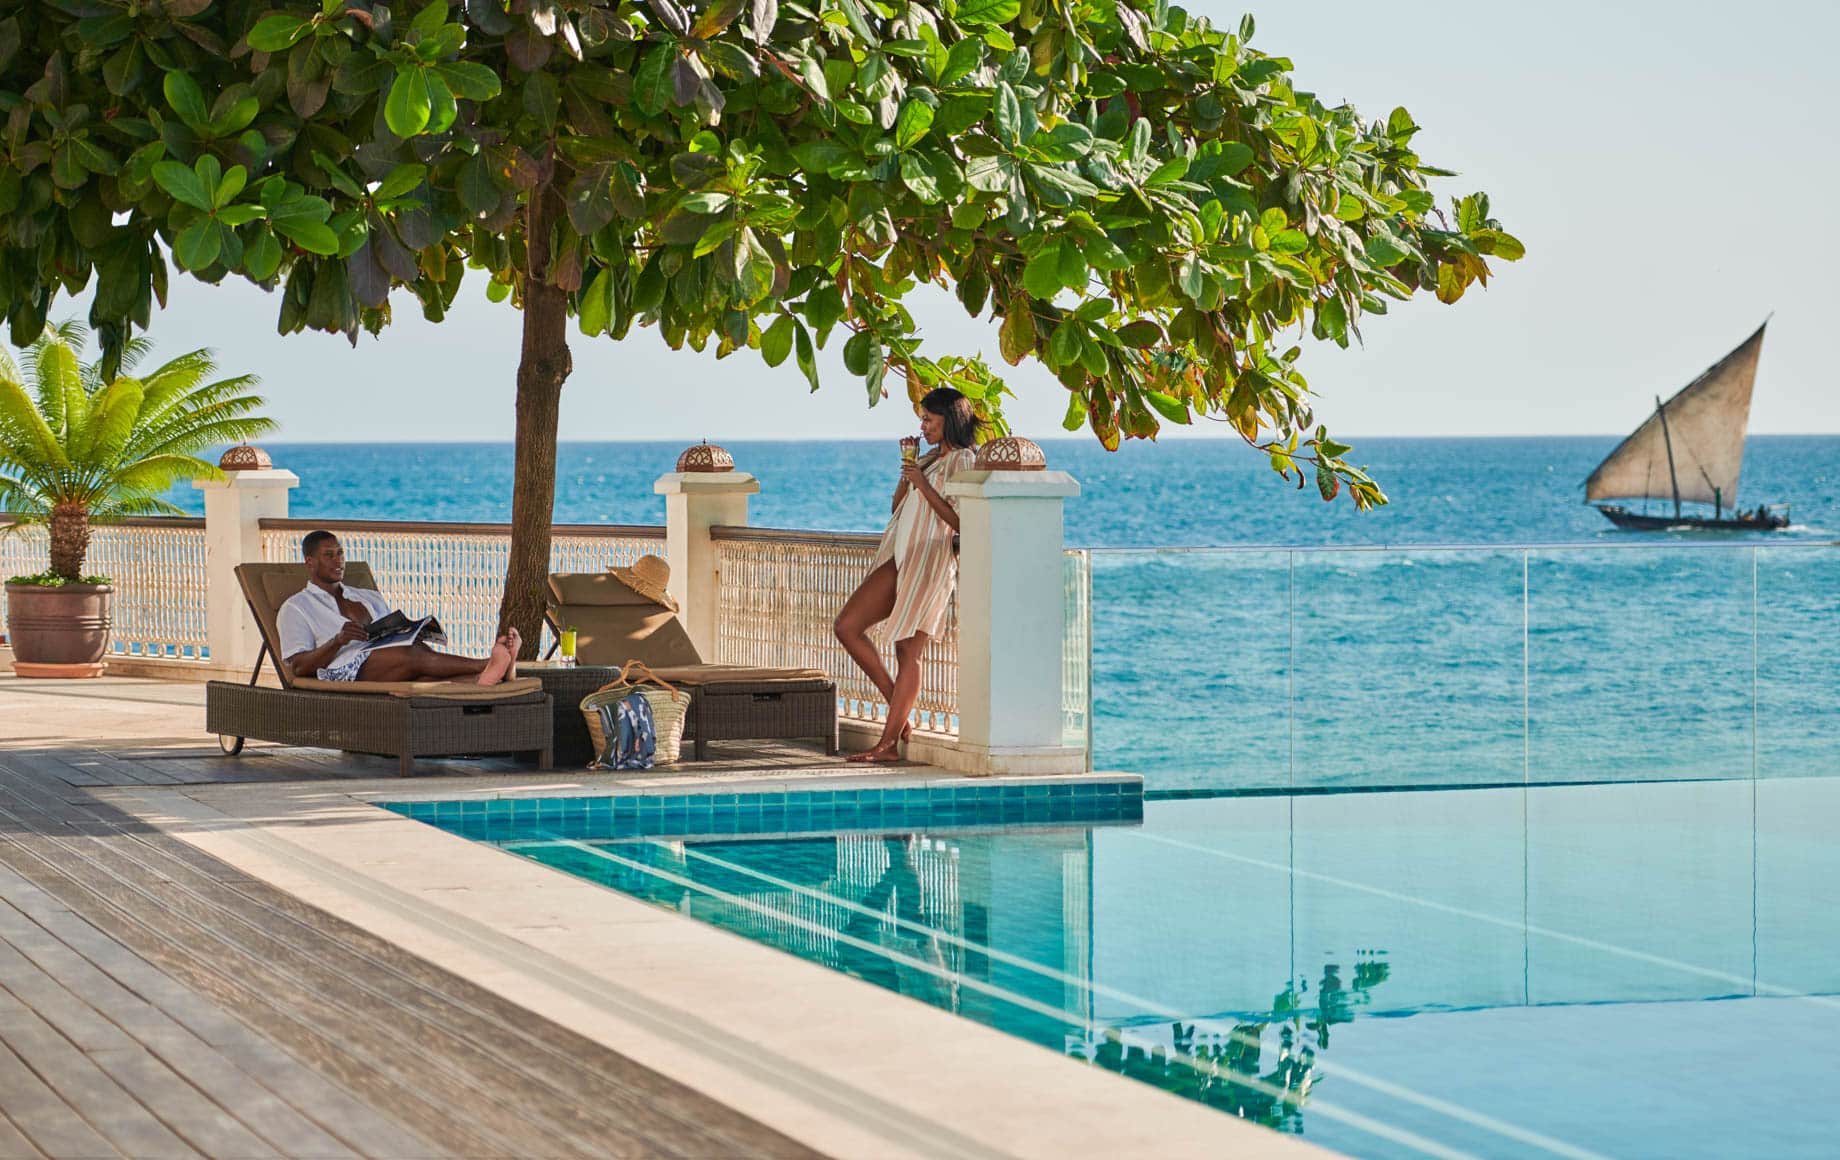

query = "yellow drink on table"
(559, 628), (578, 665)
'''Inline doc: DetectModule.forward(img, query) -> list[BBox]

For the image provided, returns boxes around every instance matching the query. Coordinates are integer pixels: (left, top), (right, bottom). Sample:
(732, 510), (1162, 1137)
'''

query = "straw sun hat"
(610, 554), (678, 611)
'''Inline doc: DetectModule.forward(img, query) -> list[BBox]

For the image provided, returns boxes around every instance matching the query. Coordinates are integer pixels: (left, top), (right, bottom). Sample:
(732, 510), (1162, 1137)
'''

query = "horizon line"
(245, 431), (1840, 444)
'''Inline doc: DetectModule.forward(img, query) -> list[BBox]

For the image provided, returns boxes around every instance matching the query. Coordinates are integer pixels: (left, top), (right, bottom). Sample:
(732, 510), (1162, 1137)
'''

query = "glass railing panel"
(1526, 546), (1754, 782)
(1755, 544), (1840, 781)
(1061, 549), (1092, 762)
(1526, 778), (1756, 1004)
(1756, 775), (1840, 996)
(1291, 786), (1528, 1014)
(1291, 549), (1526, 788)
(1089, 550), (1291, 790)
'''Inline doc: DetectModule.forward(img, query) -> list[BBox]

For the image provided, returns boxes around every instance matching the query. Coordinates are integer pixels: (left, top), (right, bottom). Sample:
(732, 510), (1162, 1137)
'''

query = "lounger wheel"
(218, 734), (245, 756)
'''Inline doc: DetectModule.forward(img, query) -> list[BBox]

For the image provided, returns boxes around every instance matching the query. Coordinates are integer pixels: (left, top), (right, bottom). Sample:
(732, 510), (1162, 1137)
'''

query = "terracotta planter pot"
(4, 582), (111, 678)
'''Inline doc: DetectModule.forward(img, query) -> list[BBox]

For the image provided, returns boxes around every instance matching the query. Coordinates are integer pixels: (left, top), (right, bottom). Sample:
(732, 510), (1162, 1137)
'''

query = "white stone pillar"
(654, 445), (758, 662)
(942, 442), (1083, 776)
(195, 463), (298, 678)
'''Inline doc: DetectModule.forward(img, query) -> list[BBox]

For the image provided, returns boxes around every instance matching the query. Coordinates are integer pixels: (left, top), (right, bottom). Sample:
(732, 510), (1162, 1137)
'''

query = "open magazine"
(362, 610), (447, 650)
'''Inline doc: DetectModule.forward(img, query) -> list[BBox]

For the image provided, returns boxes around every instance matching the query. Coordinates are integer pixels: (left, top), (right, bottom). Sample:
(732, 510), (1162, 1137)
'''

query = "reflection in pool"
(403, 775), (1840, 1158)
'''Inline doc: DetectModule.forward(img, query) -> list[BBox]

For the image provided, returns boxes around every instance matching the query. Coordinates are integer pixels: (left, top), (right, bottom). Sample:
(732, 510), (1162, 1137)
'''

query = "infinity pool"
(393, 776), (1840, 1158)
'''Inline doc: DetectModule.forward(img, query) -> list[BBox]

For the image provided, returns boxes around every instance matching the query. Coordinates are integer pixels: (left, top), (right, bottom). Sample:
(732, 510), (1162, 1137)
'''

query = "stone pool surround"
(95, 767), (1336, 1160)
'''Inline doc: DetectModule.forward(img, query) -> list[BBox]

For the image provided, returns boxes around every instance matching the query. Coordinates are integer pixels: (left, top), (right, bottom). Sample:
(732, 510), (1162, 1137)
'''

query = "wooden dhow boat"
(1585, 321), (1788, 531)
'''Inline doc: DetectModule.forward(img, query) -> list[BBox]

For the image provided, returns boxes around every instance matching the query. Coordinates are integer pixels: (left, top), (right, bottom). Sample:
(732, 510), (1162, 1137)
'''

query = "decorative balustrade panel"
(1, 518), (208, 659)
(260, 520), (665, 657)
(712, 528), (961, 733)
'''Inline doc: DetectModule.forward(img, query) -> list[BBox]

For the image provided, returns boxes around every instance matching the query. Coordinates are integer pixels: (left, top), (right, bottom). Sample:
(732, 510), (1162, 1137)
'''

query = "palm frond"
(29, 336), (87, 444)
(91, 493), (189, 521)
(110, 454), (219, 495)
(84, 377), (144, 468)
(0, 374), (69, 476)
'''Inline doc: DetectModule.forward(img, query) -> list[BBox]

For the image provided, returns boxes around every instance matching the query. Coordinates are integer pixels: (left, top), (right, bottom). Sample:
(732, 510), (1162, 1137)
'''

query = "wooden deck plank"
(85, 1046), (282, 1160)
(0, 939), (138, 1054)
(0, 1011), (200, 1160)
(0, 1105), (49, 1160)
(0, 735), (829, 1160)
(0, 1039), (123, 1160)
(88, 819), (812, 1157)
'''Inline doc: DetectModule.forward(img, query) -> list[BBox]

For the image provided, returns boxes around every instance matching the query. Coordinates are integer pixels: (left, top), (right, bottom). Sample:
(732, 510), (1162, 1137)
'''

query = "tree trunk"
(498, 180), (573, 658)
(47, 502), (91, 581)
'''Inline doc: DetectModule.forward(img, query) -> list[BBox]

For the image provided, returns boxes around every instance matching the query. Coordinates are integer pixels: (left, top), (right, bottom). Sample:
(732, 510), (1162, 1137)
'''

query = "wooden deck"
(0, 674), (831, 1158)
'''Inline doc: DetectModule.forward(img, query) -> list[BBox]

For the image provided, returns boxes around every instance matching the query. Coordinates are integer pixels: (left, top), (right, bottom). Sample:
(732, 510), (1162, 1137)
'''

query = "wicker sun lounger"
(205, 562), (553, 776)
(546, 572), (836, 760)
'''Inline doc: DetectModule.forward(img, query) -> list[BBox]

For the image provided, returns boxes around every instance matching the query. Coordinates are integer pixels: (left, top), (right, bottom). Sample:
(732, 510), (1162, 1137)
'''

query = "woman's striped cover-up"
(869, 445), (977, 645)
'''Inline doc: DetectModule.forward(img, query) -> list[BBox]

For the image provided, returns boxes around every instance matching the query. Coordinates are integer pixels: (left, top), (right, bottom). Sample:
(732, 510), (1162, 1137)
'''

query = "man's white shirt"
(277, 583), (394, 668)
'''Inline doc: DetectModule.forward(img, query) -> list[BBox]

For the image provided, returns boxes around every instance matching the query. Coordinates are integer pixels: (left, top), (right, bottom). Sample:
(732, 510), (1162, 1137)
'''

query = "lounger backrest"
(234, 561), (381, 687)
(546, 572), (703, 668)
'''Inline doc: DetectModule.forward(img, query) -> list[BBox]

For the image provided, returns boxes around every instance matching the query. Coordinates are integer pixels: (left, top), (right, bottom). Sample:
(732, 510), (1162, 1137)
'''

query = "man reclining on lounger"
(277, 530), (519, 684)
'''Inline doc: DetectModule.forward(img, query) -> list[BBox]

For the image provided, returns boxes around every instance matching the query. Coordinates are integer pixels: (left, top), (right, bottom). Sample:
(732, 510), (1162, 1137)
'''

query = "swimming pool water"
(394, 776), (1840, 1159)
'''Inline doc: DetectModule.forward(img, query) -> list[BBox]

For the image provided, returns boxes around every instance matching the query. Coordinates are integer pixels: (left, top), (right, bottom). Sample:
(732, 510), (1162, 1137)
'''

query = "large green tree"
(0, 0), (1519, 647)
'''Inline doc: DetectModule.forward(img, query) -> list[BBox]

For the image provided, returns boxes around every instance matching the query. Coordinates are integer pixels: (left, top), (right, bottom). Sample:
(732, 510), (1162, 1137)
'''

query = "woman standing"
(834, 387), (986, 763)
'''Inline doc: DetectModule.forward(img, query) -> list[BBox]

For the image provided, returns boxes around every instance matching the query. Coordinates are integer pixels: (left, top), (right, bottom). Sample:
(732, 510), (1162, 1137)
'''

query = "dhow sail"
(1584, 322), (1767, 511)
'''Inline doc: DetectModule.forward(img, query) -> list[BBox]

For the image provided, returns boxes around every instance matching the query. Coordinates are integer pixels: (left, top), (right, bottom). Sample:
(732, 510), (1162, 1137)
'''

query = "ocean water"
(177, 435), (1839, 546)
(191, 436), (1839, 791)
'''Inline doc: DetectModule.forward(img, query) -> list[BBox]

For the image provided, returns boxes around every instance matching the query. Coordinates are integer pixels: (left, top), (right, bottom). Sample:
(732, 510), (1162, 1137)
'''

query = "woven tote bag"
(579, 660), (691, 764)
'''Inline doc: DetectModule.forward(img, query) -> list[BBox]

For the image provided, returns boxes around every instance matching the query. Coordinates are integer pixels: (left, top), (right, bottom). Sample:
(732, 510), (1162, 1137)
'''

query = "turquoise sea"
(186, 436), (1840, 792)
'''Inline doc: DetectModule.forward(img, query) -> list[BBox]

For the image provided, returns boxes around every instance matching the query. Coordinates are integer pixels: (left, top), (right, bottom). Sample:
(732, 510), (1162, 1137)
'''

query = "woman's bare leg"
(834, 561), (898, 701)
(847, 632), (929, 763)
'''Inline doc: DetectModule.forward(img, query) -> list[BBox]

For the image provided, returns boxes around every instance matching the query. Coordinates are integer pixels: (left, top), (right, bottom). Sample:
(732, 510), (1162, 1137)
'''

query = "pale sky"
(64, 0), (1840, 443)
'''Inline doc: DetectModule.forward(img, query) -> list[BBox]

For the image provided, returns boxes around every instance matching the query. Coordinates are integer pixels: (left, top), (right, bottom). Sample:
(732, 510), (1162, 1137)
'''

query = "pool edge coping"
(93, 772), (1339, 1160)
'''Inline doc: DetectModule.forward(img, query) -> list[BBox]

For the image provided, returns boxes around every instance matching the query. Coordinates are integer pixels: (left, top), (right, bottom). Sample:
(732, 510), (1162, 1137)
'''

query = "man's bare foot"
(477, 637), (514, 686)
(503, 627), (522, 678)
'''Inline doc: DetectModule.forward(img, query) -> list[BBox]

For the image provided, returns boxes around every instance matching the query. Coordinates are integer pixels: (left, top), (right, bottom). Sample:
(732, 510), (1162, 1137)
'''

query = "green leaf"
(793, 321), (820, 392)
(175, 218), (221, 269)
(940, 38), (982, 84)
(373, 163), (428, 202)
(1061, 390), (1087, 431)
(760, 314), (795, 367)
(678, 191), (731, 214)
(247, 13), (312, 52)
(273, 218), (339, 254)
(1269, 229), (1308, 255)
(436, 61), (500, 100)
(1364, 233), (1409, 266)
(411, 0), (449, 39)
(1117, 320), (1162, 348)
(955, 0), (1020, 25)
(162, 70), (209, 130)
(635, 43), (676, 115)
(842, 328), (874, 375)
(152, 160), (212, 210)
(894, 100), (935, 149)
(1022, 242), (1065, 299)
(898, 152), (941, 202)
(213, 164), (247, 209)
(385, 68), (433, 137)
(216, 204), (266, 226)
(578, 266), (614, 335)
(994, 82), (1021, 149)
(1144, 390), (1190, 424)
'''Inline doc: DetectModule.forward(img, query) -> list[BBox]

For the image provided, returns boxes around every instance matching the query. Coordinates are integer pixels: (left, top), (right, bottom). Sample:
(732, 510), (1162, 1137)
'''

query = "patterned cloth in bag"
(592, 691), (656, 770)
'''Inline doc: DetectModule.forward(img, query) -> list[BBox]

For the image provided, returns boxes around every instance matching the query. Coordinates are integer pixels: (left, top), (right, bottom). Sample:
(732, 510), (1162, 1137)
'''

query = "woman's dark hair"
(919, 387), (988, 450)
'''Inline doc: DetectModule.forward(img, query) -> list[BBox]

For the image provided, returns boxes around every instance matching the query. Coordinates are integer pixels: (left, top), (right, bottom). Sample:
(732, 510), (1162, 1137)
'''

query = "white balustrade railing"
(260, 519), (665, 657)
(712, 526), (961, 733)
(2, 516), (209, 660)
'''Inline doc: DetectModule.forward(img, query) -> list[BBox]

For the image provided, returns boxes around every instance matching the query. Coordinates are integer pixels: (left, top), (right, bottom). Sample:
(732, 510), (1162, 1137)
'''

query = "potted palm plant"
(0, 323), (273, 677)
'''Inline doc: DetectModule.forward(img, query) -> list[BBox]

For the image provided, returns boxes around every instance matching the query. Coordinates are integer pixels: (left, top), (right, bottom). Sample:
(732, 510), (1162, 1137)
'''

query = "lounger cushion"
(546, 572), (703, 668)
(291, 675), (544, 700)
